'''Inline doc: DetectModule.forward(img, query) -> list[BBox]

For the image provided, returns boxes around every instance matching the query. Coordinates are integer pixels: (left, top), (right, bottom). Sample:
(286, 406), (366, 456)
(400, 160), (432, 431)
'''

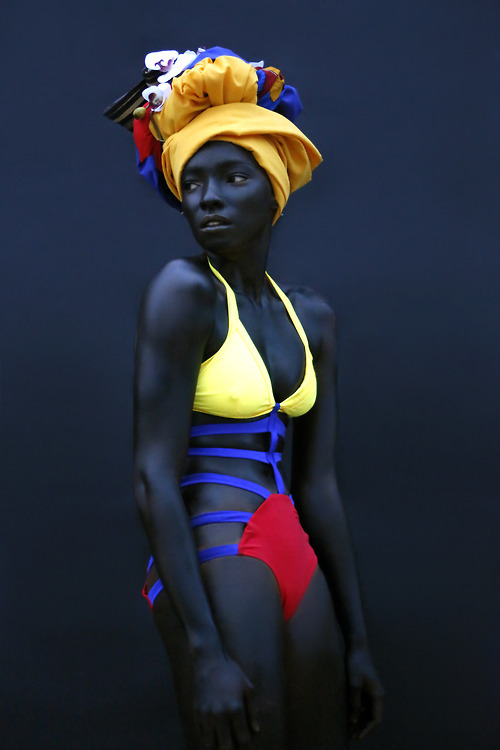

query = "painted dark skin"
(134, 141), (384, 749)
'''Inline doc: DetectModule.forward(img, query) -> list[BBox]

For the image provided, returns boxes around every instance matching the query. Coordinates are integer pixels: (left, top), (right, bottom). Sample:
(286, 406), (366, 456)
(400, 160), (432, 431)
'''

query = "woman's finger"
(354, 684), (384, 740)
(199, 714), (216, 749)
(348, 683), (362, 730)
(214, 716), (235, 750)
(231, 708), (252, 747)
(358, 714), (381, 741)
(244, 684), (260, 734)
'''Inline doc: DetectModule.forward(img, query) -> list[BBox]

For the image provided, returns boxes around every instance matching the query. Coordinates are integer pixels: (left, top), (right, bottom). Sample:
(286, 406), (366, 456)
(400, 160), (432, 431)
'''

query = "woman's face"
(180, 141), (278, 253)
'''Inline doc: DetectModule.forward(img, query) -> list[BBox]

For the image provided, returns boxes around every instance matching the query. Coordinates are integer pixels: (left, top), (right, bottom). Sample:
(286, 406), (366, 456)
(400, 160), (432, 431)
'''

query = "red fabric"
(133, 107), (163, 168)
(141, 582), (153, 610)
(237, 494), (317, 620)
(258, 68), (278, 96)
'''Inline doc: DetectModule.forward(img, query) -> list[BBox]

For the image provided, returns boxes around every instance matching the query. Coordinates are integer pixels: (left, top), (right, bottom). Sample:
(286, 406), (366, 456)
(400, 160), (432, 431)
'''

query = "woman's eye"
(182, 180), (199, 192)
(228, 174), (247, 183)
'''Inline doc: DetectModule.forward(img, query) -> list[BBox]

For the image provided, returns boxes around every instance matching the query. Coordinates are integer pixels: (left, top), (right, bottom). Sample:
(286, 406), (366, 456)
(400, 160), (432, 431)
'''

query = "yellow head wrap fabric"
(151, 56), (322, 223)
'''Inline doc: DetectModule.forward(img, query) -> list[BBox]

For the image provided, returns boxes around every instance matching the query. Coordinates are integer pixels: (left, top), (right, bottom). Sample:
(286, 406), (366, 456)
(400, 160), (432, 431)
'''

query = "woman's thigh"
(149, 554), (287, 750)
(285, 566), (347, 750)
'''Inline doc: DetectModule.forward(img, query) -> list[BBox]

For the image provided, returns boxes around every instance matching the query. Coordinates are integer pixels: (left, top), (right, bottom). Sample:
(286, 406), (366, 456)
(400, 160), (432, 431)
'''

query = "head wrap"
(104, 47), (322, 223)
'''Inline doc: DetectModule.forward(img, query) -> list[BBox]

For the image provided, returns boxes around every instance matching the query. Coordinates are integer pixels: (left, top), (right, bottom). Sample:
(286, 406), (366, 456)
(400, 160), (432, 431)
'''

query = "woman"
(107, 47), (383, 749)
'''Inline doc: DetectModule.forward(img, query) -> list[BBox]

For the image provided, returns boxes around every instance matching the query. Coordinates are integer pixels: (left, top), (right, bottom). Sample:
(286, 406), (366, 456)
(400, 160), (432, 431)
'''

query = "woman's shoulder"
(145, 255), (215, 302)
(138, 256), (217, 341)
(280, 282), (336, 327)
(280, 283), (336, 357)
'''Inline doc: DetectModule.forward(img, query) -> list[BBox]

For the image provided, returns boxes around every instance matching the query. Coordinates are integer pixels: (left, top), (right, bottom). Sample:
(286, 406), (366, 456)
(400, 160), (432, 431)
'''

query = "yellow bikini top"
(193, 260), (317, 419)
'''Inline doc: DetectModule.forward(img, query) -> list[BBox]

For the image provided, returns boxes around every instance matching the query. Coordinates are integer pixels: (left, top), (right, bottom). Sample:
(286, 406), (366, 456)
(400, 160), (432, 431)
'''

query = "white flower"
(144, 48), (207, 84)
(142, 48), (206, 112)
(141, 47), (259, 112)
(141, 83), (172, 111)
(157, 50), (200, 83)
(144, 50), (179, 73)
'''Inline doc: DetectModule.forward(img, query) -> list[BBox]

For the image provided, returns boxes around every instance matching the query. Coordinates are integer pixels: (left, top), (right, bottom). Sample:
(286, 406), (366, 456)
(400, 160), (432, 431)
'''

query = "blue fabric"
(255, 69), (303, 122)
(190, 416), (286, 438)
(190, 405), (287, 439)
(147, 579), (164, 606)
(257, 85), (303, 122)
(135, 150), (182, 210)
(190, 510), (253, 527)
(185, 49), (303, 123)
(255, 68), (267, 92)
(187, 405), (287, 493)
(187, 446), (282, 462)
(180, 472), (271, 499)
(198, 544), (240, 563)
(187, 47), (246, 68)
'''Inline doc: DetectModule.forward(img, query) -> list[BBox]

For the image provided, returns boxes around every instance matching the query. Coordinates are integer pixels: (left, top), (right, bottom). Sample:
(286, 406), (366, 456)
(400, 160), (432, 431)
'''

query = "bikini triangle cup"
(192, 259), (317, 419)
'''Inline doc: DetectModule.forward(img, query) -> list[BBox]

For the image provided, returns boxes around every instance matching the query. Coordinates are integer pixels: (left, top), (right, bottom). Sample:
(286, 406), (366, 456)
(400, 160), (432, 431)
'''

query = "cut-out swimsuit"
(143, 261), (318, 621)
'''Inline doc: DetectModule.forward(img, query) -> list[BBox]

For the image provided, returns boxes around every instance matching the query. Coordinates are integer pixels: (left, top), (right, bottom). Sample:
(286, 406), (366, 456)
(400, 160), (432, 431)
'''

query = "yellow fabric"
(193, 261), (317, 419)
(158, 56), (258, 134)
(151, 56), (322, 224)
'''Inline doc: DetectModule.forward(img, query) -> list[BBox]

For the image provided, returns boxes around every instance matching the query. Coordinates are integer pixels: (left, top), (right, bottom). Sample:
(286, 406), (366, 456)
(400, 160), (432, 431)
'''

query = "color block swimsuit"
(144, 260), (318, 620)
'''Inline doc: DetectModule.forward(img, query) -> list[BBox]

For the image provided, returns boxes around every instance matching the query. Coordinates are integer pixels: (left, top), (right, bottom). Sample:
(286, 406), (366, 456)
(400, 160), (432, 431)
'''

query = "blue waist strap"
(190, 407), (286, 439)
(188, 446), (282, 462)
(190, 510), (254, 527)
(180, 472), (270, 499)
(186, 405), (287, 496)
(198, 544), (240, 563)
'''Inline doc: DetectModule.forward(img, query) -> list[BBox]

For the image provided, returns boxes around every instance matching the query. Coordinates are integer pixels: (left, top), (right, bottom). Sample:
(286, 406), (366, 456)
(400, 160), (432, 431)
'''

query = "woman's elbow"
(133, 462), (178, 523)
(134, 469), (151, 520)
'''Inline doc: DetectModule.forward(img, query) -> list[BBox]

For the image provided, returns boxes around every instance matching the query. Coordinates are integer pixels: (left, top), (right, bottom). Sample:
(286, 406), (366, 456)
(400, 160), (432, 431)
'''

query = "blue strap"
(188, 446), (282, 462)
(146, 578), (164, 606)
(198, 544), (240, 563)
(190, 510), (253, 527)
(145, 522), (245, 603)
(190, 412), (286, 439)
(186, 405), (287, 497)
(180, 472), (270, 499)
(265, 404), (286, 493)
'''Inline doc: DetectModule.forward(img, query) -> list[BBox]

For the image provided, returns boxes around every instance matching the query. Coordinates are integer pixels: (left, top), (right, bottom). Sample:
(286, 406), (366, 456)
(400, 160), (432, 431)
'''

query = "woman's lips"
(200, 215), (231, 229)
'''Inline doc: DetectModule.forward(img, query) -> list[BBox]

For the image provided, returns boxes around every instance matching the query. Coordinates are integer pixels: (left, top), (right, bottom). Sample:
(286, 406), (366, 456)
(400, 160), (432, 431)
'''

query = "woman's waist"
(181, 456), (290, 549)
(182, 454), (288, 493)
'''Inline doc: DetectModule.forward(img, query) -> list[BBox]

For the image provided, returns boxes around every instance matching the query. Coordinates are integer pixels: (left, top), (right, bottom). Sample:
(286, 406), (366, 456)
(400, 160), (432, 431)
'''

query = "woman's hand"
(346, 646), (384, 741)
(193, 650), (260, 749)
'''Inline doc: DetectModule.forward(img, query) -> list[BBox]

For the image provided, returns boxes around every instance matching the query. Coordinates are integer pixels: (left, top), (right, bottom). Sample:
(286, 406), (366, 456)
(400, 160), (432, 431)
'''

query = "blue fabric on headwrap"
(135, 149), (182, 209)
(256, 82), (303, 122)
(184, 47), (303, 123)
(187, 46), (246, 67)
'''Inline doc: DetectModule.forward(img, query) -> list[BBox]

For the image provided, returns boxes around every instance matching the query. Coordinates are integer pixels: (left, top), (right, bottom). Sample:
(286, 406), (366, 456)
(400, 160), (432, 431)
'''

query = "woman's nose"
(200, 178), (223, 210)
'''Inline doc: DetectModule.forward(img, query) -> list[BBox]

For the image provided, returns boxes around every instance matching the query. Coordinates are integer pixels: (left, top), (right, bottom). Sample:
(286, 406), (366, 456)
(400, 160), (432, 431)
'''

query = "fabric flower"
(142, 83), (172, 111)
(144, 49), (206, 81)
(141, 48), (207, 111)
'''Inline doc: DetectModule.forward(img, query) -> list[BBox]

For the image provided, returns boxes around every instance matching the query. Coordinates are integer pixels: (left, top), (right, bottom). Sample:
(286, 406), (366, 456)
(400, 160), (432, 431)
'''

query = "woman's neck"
(205, 239), (271, 300)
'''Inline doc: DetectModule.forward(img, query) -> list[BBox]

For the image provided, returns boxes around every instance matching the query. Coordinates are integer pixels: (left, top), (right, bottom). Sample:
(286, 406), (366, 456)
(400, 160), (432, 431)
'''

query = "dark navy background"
(2, 1), (499, 748)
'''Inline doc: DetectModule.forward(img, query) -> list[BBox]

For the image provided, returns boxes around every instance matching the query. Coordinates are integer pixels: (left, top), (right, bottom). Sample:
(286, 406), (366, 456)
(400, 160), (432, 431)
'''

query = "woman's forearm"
(295, 475), (369, 650)
(135, 471), (224, 657)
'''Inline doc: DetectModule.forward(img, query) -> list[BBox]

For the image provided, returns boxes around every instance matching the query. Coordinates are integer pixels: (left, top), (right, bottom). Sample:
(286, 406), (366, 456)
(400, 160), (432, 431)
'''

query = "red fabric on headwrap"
(133, 107), (163, 168)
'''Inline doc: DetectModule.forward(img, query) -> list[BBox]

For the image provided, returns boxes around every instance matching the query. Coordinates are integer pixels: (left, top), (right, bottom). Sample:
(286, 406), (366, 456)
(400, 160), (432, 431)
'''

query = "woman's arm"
(134, 259), (258, 748)
(291, 294), (384, 741)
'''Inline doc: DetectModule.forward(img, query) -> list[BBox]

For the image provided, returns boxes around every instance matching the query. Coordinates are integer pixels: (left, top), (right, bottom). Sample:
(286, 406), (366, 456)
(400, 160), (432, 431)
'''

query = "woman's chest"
(208, 295), (306, 404)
